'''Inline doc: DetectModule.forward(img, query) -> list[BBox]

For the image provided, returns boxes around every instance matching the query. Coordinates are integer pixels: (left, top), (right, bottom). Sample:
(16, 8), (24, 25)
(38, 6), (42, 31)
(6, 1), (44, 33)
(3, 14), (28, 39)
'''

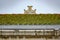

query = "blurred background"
(0, 0), (60, 14)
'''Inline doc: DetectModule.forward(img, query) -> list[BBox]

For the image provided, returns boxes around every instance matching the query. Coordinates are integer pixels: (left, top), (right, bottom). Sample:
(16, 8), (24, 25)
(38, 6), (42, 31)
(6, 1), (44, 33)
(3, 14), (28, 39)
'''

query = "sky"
(0, 0), (60, 14)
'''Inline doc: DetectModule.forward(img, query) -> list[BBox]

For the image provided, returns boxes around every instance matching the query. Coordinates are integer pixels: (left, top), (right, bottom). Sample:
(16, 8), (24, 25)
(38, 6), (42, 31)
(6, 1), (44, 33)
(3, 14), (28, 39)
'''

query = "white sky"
(0, 0), (60, 14)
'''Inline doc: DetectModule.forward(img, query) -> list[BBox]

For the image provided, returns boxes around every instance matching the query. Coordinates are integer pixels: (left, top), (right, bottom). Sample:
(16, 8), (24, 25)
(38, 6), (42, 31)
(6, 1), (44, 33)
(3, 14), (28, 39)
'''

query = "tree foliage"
(0, 14), (60, 25)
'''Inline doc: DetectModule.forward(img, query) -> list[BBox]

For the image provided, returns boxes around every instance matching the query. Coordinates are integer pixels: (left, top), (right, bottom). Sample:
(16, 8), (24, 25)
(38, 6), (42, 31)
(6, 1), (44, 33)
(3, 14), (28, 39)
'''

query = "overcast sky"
(0, 0), (60, 14)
